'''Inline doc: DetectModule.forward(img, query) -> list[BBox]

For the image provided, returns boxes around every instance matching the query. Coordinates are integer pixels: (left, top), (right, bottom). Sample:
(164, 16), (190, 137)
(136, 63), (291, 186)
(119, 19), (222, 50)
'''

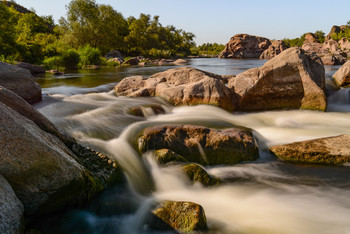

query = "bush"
(61, 49), (80, 70)
(43, 56), (63, 70)
(79, 45), (102, 67)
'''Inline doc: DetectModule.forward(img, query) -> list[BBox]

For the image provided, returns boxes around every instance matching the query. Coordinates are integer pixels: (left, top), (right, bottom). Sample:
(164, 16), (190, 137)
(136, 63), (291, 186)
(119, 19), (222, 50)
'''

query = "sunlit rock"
(219, 34), (273, 58)
(139, 124), (259, 165)
(115, 67), (236, 111)
(270, 134), (350, 165)
(147, 200), (207, 232)
(228, 47), (327, 111)
(332, 60), (350, 87)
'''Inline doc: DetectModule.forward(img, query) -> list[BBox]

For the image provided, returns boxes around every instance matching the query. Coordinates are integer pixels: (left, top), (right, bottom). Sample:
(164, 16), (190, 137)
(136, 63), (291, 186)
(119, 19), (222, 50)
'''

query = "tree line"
(0, 0), (224, 69)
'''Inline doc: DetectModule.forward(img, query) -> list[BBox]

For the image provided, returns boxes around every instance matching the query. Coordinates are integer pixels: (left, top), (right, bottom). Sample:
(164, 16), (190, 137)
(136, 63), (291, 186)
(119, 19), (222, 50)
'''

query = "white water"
(36, 60), (350, 234)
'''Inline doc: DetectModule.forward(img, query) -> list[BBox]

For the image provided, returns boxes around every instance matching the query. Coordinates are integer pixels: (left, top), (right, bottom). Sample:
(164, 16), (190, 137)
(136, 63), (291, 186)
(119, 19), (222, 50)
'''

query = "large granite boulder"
(115, 67), (236, 111)
(0, 175), (24, 234)
(17, 62), (45, 76)
(0, 62), (42, 103)
(138, 125), (259, 166)
(0, 102), (102, 216)
(219, 34), (272, 58)
(323, 39), (340, 53)
(325, 25), (346, 40)
(0, 86), (67, 143)
(332, 60), (350, 87)
(259, 40), (287, 59)
(147, 201), (207, 232)
(270, 134), (350, 165)
(228, 47), (327, 111)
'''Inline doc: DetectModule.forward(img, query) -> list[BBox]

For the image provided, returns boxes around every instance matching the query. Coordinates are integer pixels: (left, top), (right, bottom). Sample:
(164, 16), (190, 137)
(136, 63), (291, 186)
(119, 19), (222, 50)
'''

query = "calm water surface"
(35, 58), (350, 234)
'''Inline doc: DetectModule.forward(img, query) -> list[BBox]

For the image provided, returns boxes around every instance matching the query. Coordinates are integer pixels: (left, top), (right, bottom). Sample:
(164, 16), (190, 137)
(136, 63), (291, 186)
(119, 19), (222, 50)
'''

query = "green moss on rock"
(182, 163), (220, 186)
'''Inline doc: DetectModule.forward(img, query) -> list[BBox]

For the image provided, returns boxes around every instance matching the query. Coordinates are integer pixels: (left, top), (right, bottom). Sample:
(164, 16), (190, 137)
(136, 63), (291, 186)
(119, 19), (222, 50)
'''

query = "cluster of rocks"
(218, 34), (287, 59)
(116, 47), (327, 112)
(0, 61), (209, 233)
(302, 29), (350, 65)
(106, 50), (189, 67)
(219, 26), (350, 65)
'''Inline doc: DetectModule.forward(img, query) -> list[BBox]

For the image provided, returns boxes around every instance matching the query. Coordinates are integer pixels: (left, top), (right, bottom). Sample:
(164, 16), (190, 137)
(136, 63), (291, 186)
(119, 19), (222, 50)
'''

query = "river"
(35, 58), (350, 234)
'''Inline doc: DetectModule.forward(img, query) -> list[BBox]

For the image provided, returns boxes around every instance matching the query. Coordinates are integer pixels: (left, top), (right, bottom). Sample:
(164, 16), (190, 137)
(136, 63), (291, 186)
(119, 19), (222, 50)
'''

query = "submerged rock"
(182, 163), (220, 186)
(0, 102), (102, 216)
(115, 67), (235, 111)
(0, 175), (24, 234)
(147, 200), (207, 232)
(139, 124), (259, 166)
(228, 47), (327, 111)
(219, 34), (272, 58)
(332, 60), (350, 87)
(153, 149), (188, 165)
(270, 134), (350, 165)
(0, 62), (42, 103)
(128, 104), (166, 117)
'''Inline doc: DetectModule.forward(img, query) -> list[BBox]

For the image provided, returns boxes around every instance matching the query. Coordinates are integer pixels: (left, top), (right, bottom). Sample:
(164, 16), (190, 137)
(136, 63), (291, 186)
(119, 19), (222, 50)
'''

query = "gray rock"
(17, 62), (45, 76)
(0, 102), (101, 216)
(0, 62), (42, 103)
(0, 175), (24, 234)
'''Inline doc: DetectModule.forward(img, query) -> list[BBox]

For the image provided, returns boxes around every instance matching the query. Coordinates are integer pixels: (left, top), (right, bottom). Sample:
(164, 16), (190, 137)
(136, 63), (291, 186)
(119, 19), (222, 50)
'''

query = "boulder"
(138, 125), (259, 166)
(0, 62), (42, 103)
(173, 58), (188, 65)
(124, 57), (139, 65)
(148, 201), (207, 232)
(219, 34), (272, 58)
(0, 175), (24, 234)
(270, 134), (350, 165)
(259, 40), (287, 59)
(323, 39), (339, 53)
(332, 60), (350, 87)
(115, 67), (236, 111)
(303, 33), (319, 44)
(128, 104), (165, 117)
(48, 70), (64, 76)
(182, 163), (220, 186)
(301, 42), (328, 56)
(321, 53), (347, 65)
(153, 149), (188, 165)
(17, 62), (45, 76)
(0, 102), (102, 216)
(339, 37), (350, 51)
(0, 86), (67, 143)
(228, 47), (327, 111)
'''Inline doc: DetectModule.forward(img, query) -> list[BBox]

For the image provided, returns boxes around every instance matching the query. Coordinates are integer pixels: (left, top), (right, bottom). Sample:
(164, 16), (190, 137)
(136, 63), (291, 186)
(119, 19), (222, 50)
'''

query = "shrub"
(43, 56), (63, 70)
(61, 49), (80, 70)
(79, 45), (102, 67)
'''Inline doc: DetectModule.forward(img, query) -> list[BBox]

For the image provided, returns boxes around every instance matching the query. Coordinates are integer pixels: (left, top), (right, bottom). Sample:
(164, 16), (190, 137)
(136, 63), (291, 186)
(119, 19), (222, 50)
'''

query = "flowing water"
(35, 59), (350, 234)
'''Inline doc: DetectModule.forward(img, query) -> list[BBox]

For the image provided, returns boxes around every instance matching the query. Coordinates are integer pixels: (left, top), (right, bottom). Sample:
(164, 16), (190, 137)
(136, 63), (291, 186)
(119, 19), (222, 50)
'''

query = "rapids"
(35, 59), (350, 234)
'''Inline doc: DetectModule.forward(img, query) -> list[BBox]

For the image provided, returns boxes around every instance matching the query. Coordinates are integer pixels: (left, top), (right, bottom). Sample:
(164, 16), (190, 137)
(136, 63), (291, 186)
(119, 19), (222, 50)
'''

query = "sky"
(14, 0), (350, 45)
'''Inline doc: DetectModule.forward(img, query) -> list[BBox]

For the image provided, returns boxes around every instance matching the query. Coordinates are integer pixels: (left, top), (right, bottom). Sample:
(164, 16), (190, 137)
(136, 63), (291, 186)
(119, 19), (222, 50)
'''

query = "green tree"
(315, 30), (325, 43)
(0, 3), (17, 58)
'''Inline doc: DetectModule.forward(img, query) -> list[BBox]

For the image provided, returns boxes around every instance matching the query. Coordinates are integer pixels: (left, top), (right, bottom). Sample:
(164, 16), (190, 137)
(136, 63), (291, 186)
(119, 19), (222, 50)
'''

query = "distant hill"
(1, 1), (32, 14)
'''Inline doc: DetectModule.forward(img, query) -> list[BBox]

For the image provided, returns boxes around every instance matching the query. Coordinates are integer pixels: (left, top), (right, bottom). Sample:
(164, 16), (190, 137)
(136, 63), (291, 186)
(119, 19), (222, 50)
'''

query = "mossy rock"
(148, 200), (208, 232)
(182, 163), (220, 186)
(153, 149), (188, 165)
(128, 104), (165, 117)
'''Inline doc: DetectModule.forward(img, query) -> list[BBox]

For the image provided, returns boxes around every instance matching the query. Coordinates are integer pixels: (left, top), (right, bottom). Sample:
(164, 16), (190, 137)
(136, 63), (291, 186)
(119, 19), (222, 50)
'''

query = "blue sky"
(15, 0), (350, 45)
